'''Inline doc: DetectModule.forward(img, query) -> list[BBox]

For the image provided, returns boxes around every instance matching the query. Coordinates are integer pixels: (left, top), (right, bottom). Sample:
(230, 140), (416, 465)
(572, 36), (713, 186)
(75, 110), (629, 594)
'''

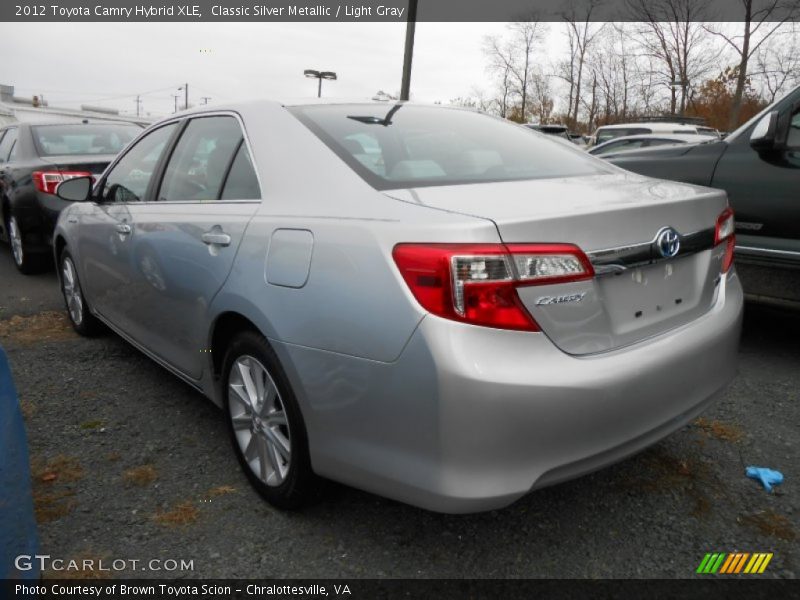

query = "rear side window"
(0, 128), (18, 163)
(221, 143), (260, 200)
(159, 116), (244, 201)
(32, 123), (140, 156)
(290, 104), (609, 190)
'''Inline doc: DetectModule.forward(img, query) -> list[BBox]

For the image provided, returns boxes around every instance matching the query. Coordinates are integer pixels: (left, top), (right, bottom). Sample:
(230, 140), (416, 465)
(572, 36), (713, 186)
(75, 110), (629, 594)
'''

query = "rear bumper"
(290, 272), (743, 513)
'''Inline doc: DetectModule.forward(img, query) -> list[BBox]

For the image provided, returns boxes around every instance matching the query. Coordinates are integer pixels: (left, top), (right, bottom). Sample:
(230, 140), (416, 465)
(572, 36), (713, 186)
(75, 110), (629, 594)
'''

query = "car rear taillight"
(392, 243), (594, 331)
(714, 207), (735, 273)
(32, 170), (93, 195)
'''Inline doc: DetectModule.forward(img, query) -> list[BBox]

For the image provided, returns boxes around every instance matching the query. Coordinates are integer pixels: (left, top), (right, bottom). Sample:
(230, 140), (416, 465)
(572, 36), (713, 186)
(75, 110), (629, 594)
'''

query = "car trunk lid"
(386, 173), (731, 354)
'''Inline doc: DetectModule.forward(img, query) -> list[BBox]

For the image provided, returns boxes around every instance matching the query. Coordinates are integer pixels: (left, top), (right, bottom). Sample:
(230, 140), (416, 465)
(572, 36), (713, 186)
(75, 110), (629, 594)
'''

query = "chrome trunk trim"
(588, 227), (716, 274)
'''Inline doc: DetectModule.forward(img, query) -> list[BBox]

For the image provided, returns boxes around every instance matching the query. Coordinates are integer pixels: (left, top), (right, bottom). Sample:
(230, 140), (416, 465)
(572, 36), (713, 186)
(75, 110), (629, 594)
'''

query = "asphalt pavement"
(0, 246), (797, 579)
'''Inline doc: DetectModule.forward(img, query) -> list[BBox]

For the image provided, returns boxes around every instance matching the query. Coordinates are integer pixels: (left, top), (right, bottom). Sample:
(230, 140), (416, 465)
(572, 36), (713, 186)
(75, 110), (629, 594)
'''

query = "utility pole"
(135, 95), (142, 117)
(201, 96), (211, 105)
(400, 0), (418, 101)
(178, 83), (188, 110)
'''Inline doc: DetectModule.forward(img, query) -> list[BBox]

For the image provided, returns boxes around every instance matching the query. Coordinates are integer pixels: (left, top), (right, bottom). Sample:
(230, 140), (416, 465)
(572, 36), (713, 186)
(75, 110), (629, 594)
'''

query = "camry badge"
(535, 292), (587, 306)
(655, 227), (681, 258)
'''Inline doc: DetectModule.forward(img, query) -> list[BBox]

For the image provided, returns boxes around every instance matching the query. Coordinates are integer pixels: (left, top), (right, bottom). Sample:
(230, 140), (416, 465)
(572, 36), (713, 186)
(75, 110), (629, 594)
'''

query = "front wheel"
(60, 250), (102, 336)
(223, 331), (319, 509)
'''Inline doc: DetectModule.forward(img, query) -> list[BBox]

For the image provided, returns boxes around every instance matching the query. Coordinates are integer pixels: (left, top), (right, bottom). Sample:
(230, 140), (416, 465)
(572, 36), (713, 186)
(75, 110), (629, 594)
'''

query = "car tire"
(7, 215), (46, 275)
(222, 331), (319, 510)
(59, 249), (102, 336)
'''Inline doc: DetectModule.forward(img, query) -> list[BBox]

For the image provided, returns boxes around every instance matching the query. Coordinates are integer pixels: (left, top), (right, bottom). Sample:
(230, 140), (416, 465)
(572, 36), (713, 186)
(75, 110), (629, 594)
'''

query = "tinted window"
(646, 139), (686, 148)
(159, 116), (243, 201)
(0, 128), (18, 163)
(595, 127), (650, 144)
(291, 105), (609, 190)
(32, 123), (140, 156)
(101, 123), (177, 203)
(221, 143), (261, 200)
(788, 107), (800, 148)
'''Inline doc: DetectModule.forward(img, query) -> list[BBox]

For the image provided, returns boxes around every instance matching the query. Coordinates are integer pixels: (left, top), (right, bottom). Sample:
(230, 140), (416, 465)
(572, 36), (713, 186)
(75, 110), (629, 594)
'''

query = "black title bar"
(3, 0), (800, 22)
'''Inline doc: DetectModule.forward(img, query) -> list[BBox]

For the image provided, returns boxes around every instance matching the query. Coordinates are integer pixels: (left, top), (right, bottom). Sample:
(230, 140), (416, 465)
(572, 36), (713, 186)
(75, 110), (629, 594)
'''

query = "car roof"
(594, 122), (700, 132)
(597, 133), (708, 144)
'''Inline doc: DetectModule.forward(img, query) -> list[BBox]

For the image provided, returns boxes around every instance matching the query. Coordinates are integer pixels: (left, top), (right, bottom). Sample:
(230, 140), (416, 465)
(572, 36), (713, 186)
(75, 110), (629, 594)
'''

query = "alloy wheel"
(9, 217), (23, 266)
(62, 257), (84, 326)
(228, 355), (291, 487)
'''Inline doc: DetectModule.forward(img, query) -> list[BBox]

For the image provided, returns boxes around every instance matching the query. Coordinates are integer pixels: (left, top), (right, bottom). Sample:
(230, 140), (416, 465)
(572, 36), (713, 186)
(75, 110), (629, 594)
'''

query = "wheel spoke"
(244, 433), (258, 461)
(228, 383), (252, 413)
(231, 414), (250, 430)
(264, 427), (290, 460)
(238, 359), (258, 405)
(266, 437), (283, 482)
(256, 435), (270, 481)
(258, 381), (278, 417)
(265, 410), (287, 427)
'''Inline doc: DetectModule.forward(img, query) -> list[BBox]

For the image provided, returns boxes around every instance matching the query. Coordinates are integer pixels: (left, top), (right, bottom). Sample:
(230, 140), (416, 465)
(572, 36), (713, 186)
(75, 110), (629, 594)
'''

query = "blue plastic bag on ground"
(0, 344), (40, 579)
(746, 466), (784, 493)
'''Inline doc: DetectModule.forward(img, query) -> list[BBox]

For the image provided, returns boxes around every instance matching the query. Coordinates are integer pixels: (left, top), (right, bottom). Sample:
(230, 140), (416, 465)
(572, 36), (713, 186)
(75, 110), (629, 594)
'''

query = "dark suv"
(607, 86), (800, 306)
(0, 120), (142, 273)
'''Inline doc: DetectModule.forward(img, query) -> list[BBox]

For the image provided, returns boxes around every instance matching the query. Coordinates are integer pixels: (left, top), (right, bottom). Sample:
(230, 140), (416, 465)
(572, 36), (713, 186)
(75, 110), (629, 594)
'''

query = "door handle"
(201, 229), (231, 247)
(116, 223), (132, 235)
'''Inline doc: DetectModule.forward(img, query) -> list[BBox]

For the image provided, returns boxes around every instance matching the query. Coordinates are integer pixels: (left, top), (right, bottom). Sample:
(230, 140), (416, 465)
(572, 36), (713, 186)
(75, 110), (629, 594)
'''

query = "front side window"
(101, 123), (177, 203)
(290, 104), (610, 190)
(158, 116), (244, 201)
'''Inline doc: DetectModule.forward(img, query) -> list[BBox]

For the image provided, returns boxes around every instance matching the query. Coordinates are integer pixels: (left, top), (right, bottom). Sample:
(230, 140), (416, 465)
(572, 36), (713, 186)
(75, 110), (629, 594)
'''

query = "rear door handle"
(116, 223), (132, 235)
(201, 229), (231, 247)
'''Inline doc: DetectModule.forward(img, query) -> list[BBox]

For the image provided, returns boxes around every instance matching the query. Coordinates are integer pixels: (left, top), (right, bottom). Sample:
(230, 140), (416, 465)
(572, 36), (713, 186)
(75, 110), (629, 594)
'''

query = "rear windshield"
(595, 127), (651, 144)
(32, 123), (141, 157)
(289, 104), (609, 190)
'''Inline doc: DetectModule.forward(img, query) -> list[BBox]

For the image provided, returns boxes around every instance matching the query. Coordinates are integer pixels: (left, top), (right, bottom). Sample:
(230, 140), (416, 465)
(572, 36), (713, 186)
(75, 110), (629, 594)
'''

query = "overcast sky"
(0, 22), (526, 116)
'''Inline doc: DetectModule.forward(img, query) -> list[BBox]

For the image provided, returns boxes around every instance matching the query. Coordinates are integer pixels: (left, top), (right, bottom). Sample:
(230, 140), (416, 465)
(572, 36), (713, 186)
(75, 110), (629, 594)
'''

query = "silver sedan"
(53, 101), (742, 513)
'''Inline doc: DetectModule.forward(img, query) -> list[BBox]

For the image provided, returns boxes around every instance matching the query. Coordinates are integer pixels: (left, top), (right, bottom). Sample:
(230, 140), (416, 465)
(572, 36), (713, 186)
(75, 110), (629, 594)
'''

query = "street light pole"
(400, 0), (418, 101)
(304, 70), (337, 98)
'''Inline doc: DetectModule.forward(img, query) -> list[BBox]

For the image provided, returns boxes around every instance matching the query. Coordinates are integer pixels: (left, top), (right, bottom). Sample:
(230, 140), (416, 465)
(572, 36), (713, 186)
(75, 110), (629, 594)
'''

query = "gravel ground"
(1, 247), (797, 580)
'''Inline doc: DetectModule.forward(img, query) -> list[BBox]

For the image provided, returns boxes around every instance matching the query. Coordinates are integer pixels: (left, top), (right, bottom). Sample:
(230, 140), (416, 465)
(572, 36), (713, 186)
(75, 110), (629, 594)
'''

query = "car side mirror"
(56, 176), (93, 202)
(750, 111), (779, 151)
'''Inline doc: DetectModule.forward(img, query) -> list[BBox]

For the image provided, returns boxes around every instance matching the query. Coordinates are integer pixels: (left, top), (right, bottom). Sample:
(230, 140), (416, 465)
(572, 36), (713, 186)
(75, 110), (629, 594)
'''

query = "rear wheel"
(60, 250), (102, 336)
(7, 215), (46, 274)
(223, 331), (318, 509)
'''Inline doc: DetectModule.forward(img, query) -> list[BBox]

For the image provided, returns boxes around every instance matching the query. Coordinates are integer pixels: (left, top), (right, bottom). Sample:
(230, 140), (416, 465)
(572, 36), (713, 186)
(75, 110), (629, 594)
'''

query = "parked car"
(0, 120), (142, 273)
(589, 133), (712, 157)
(590, 122), (716, 147)
(53, 102), (742, 513)
(607, 85), (800, 306)
(523, 123), (572, 141)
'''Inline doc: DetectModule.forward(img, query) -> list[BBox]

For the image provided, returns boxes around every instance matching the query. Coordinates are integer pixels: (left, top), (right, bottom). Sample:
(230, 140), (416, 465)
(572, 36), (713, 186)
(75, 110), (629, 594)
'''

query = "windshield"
(289, 104), (610, 190)
(32, 123), (142, 156)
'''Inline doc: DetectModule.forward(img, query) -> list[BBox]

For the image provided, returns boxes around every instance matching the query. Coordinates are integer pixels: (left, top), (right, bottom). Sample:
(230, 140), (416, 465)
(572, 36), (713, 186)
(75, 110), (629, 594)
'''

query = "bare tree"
(705, 1), (800, 128)
(483, 18), (548, 122)
(626, 0), (720, 116)
(559, 0), (605, 127)
(753, 23), (800, 102)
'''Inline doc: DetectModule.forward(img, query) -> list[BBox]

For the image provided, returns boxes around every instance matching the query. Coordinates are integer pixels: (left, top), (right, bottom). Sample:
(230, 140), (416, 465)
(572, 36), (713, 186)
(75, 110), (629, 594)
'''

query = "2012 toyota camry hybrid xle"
(52, 101), (742, 513)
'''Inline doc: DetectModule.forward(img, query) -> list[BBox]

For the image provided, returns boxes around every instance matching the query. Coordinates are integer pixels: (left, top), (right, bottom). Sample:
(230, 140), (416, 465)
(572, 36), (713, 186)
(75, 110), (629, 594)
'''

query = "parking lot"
(1, 247), (797, 579)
